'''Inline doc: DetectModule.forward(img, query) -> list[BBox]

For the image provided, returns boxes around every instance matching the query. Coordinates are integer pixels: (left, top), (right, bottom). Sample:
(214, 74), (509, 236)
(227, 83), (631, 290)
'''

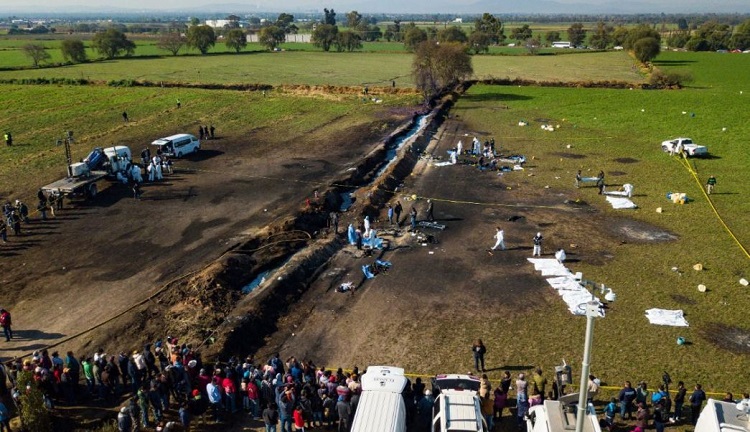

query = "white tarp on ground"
(528, 259), (604, 316)
(527, 258), (571, 276)
(606, 196), (638, 209)
(433, 161), (454, 167)
(645, 308), (689, 327)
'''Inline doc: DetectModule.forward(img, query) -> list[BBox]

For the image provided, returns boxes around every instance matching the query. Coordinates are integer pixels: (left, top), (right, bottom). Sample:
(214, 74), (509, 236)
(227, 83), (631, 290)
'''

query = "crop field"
(449, 50), (750, 393)
(0, 48), (642, 86)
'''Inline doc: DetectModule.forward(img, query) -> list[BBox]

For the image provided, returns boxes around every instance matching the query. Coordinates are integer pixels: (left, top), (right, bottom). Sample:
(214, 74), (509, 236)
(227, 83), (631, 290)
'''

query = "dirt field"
(1, 89), (695, 432)
(0, 104), (414, 362)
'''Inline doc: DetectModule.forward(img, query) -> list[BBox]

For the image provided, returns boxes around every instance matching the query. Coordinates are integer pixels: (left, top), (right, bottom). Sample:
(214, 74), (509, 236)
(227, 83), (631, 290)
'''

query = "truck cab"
(350, 366), (408, 432)
(526, 395), (602, 432)
(431, 374), (488, 432)
(695, 398), (750, 432)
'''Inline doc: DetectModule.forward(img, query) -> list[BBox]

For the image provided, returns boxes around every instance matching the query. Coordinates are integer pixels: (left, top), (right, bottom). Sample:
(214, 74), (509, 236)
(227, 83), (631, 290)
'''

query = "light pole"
(575, 300), (602, 432)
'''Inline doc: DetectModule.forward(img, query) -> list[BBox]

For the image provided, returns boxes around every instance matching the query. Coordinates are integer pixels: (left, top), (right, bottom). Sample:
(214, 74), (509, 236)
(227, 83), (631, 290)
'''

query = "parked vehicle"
(41, 146), (132, 200)
(431, 374), (488, 432)
(151, 133), (200, 158)
(526, 394), (602, 432)
(661, 137), (708, 157)
(695, 398), (750, 431)
(350, 366), (408, 432)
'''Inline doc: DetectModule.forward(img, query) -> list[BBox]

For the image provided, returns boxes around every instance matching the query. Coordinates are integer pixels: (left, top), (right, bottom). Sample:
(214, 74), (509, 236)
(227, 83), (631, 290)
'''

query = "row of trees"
(667, 19), (750, 51)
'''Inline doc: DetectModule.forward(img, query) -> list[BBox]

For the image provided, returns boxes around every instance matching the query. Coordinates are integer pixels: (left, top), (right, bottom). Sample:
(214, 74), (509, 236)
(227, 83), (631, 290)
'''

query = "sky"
(5, 0), (750, 14)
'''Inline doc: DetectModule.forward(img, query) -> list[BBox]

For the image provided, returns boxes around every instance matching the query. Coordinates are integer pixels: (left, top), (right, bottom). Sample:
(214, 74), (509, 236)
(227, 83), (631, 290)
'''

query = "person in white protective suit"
(152, 155), (163, 181)
(363, 216), (370, 237)
(555, 249), (566, 263)
(148, 161), (156, 182)
(131, 164), (143, 183)
(456, 140), (463, 156)
(491, 227), (505, 251)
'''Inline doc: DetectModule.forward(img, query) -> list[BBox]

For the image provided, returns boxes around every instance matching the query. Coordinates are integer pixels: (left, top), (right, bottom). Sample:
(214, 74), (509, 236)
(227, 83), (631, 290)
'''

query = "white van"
(151, 133), (200, 158)
(431, 374), (488, 432)
(350, 366), (408, 432)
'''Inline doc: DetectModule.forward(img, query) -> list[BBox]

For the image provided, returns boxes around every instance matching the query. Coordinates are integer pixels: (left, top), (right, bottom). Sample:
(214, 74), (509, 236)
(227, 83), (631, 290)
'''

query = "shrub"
(649, 69), (693, 89)
(17, 371), (52, 432)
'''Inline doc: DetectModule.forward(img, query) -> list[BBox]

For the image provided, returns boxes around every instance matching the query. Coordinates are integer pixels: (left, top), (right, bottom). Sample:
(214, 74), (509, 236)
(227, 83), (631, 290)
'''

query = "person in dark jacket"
(618, 381), (637, 420)
(143, 344), (159, 378)
(689, 383), (706, 425)
(674, 381), (687, 421)
(278, 390), (295, 432)
(263, 402), (280, 431)
(472, 339), (487, 372)
(336, 397), (352, 432)
(118, 406), (133, 432)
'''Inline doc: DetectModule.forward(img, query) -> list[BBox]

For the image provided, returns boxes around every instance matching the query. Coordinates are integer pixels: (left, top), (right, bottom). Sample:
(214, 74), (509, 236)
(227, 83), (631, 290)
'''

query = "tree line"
(17, 12), (750, 69)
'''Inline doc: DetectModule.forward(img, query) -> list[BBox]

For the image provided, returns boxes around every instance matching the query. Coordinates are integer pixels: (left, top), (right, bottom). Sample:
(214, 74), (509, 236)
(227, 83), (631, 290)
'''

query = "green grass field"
(451, 50), (750, 394)
(0, 48), (643, 86)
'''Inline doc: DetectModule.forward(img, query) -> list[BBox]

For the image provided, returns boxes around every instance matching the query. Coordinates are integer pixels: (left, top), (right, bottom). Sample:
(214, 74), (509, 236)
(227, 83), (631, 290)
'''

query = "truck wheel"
(87, 183), (98, 199)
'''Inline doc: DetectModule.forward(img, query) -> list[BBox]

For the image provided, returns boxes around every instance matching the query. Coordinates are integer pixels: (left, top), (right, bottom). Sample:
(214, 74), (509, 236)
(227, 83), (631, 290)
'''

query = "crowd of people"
(1, 330), (740, 432)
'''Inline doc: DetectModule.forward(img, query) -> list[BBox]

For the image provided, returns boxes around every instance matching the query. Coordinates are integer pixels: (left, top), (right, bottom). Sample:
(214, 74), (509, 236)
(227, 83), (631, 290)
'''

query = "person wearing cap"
(118, 406), (133, 432)
(532, 232), (543, 257)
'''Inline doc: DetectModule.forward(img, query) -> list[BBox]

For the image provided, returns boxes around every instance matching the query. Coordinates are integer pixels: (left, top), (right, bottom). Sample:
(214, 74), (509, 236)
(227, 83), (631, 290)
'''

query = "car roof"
(151, 134), (196, 145)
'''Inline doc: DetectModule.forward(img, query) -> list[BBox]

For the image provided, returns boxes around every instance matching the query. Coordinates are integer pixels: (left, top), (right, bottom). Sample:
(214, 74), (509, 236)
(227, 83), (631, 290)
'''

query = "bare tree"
(157, 31), (186, 56)
(22, 43), (51, 67)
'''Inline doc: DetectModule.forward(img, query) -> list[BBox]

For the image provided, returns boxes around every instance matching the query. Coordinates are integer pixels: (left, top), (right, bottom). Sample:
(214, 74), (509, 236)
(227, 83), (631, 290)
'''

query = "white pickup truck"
(661, 137), (708, 157)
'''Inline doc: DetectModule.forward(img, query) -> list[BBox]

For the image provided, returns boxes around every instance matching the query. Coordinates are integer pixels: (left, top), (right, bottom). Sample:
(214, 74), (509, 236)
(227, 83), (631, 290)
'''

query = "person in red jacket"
(293, 405), (306, 432)
(0, 309), (11, 342)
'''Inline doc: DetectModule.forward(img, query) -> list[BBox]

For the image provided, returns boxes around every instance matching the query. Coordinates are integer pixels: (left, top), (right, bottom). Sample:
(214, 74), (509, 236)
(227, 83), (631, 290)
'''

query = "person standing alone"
(0, 309), (11, 342)
(472, 339), (487, 372)
(532, 232), (543, 257)
(425, 200), (434, 221)
(706, 175), (716, 195)
(491, 227), (505, 251)
(393, 201), (403, 227)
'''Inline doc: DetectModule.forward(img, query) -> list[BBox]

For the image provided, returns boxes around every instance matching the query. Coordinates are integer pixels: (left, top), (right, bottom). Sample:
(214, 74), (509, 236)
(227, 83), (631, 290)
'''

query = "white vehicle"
(661, 137), (708, 157)
(431, 374), (488, 432)
(42, 145), (133, 200)
(151, 133), (200, 158)
(526, 396), (602, 432)
(350, 366), (408, 432)
(695, 398), (750, 431)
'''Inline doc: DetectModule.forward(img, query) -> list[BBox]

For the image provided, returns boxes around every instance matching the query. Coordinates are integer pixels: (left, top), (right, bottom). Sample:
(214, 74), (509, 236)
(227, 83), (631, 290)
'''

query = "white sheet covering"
(528, 259), (604, 317)
(645, 308), (689, 327)
(606, 196), (638, 209)
(527, 259), (571, 276)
